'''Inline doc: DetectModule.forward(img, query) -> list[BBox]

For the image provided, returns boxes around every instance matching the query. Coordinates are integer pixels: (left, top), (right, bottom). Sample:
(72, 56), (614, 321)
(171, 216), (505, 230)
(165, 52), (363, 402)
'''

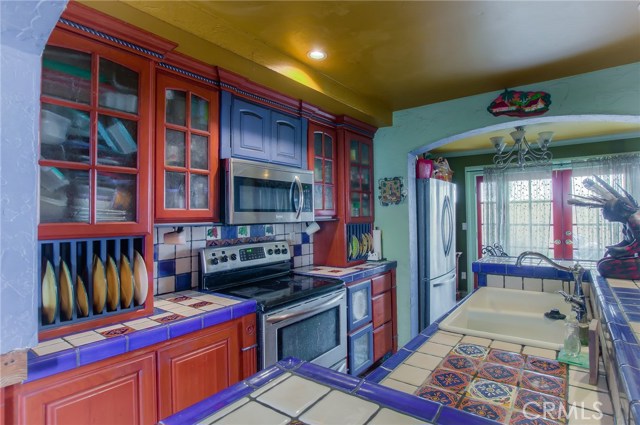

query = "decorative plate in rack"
(378, 177), (406, 206)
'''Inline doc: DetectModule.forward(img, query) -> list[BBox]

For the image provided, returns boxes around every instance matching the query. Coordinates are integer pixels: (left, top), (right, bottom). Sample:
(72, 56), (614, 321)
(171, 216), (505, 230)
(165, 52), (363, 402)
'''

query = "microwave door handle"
(266, 293), (343, 324)
(295, 176), (303, 219)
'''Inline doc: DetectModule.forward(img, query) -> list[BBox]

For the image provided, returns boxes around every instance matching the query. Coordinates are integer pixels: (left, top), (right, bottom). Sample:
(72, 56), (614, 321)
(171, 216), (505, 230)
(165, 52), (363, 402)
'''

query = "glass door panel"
(40, 167), (90, 223)
(324, 186), (334, 210)
(190, 174), (209, 209)
(42, 46), (91, 104)
(350, 166), (360, 190)
(165, 89), (187, 126)
(190, 134), (209, 170)
(40, 104), (90, 163)
(360, 143), (370, 166)
(165, 171), (186, 209)
(95, 172), (137, 222)
(351, 193), (361, 217)
(191, 95), (209, 131)
(98, 58), (139, 114)
(314, 158), (323, 182)
(362, 193), (371, 217)
(324, 160), (333, 183)
(165, 129), (186, 167)
(314, 185), (323, 209)
(97, 115), (138, 168)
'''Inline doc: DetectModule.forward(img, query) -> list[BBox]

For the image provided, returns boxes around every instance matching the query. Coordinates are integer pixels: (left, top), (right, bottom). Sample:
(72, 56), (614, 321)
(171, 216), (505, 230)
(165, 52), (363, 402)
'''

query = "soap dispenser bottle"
(564, 311), (581, 358)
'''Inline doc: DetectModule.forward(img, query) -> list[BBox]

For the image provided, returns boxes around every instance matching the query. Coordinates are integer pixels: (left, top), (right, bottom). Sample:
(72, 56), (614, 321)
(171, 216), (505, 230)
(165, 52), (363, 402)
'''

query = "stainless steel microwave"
(225, 158), (314, 224)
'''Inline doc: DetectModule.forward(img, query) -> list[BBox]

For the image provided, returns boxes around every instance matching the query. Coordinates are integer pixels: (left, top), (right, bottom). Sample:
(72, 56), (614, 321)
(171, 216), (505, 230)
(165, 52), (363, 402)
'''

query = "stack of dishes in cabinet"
(347, 232), (375, 262)
(40, 251), (148, 326)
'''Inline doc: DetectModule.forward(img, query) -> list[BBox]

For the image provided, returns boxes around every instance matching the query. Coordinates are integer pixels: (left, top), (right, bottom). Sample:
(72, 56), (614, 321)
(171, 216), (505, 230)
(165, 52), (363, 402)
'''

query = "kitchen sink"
(439, 287), (573, 350)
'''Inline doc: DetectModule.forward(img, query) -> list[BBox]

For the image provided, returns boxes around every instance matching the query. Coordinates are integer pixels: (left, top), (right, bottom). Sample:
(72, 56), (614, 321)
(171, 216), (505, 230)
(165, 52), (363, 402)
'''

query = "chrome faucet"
(515, 251), (587, 321)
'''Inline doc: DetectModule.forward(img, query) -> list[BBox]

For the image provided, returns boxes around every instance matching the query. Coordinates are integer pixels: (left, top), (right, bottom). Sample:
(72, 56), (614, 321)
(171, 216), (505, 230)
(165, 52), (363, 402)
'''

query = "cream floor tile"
(569, 370), (608, 393)
(200, 397), (249, 424)
(206, 295), (240, 306)
(404, 352), (442, 371)
(34, 338), (65, 347)
(194, 303), (225, 311)
(299, 390), (378, 425)
(251, 373), (292, 398)
(460, 335), (492, 347)
(489, 340), (522, 352)
(170, 306), (202, 317)
(211, 401), (289, 425)
(387, 363), (433, 387)
(417, 341), (452, 357)
(149, 312), (176, 321)
(154, 299), (172, 307)
(568, 386), (614, 415)
(257, 375), (330, 417)
(567, 410), (615, 424)
(368, 408), (425, 425)
(32, 340), (74, 356)
(630, 322), (640, 333)
(95, 324), (129, 333)
(380, 378), (418, 395)
(428, 332), (462, 346)
(522, 346), (557, 359)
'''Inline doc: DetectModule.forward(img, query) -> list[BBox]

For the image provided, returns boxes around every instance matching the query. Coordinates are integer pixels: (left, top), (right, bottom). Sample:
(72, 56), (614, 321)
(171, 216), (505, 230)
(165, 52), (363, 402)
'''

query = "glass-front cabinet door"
(38, 31), (151, 239)
(155, 72), (219, 222)
(308, 123), (337, 217)
(345, 132), (373, 222)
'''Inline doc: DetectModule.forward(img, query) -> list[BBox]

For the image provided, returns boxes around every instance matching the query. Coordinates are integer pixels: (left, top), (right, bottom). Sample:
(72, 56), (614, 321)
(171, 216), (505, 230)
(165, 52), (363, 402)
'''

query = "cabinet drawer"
(348, 323), (373, 376)
(371, 273), (392, 296)
(347, 280), (372, 332)
(373, 321), (393, 362)
(371, 292), (392, 328)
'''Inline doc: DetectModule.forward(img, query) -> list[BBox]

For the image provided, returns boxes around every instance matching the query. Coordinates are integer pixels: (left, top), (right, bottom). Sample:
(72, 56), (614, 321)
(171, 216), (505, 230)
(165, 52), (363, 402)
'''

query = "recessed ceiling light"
(307, 50), (327, 60)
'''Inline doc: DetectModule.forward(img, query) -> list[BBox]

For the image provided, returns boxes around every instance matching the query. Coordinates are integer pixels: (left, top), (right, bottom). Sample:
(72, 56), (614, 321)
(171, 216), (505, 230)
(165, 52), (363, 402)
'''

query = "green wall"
(373, 62), (640, 346)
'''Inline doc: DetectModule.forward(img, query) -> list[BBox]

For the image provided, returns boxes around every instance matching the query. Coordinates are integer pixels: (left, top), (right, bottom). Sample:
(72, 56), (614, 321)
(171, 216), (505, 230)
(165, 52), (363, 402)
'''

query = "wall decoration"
(378, 177), (406, 206)
(487, 89), (551, 117)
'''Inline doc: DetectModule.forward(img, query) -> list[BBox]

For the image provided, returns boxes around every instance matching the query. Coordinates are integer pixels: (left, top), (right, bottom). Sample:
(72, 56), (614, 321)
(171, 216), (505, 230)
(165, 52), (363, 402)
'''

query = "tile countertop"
(27, 291), (256, 382)
(160, 357), (490, 425)
(294, 260), (397, 282)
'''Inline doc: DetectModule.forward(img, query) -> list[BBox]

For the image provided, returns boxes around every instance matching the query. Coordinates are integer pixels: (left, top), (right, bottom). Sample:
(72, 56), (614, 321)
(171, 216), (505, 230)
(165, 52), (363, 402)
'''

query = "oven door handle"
(266, 293), (343, 324)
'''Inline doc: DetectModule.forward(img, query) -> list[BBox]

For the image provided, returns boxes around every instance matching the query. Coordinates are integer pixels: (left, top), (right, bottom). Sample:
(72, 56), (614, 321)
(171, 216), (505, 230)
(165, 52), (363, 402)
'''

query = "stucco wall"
(373, 62), (640, 346)
(1, 1), (66, 354)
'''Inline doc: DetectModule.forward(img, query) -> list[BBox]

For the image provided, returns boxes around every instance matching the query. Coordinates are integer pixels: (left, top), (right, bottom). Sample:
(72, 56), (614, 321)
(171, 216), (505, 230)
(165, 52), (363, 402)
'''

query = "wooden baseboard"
(0, 350), (27, 388)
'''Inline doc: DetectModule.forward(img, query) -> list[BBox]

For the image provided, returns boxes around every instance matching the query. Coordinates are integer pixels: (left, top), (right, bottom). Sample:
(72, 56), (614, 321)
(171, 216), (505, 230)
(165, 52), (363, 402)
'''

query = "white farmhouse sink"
(439, 287), (572, 350)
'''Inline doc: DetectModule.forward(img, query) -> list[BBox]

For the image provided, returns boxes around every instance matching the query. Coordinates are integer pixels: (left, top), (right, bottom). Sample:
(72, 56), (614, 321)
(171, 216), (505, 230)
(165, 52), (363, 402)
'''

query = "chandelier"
(490, 126), (554, 169)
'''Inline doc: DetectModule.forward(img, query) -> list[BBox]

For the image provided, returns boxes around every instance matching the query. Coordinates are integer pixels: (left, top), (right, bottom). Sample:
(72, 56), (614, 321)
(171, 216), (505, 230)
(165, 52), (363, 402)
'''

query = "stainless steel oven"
(261, 288), (347, 371)
(225, 158), (314, 224)
(199, 241), (347, 372)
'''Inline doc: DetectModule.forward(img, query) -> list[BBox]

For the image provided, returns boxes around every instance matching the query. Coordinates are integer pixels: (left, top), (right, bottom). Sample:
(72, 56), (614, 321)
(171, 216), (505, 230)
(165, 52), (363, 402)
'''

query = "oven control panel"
(200, 241), (291, 274)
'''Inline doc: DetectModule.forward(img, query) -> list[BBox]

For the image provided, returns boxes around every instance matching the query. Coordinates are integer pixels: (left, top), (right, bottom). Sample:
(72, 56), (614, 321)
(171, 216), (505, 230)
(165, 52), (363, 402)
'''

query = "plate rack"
(346, 223), (373, 263)
(38, 236), (145, 330)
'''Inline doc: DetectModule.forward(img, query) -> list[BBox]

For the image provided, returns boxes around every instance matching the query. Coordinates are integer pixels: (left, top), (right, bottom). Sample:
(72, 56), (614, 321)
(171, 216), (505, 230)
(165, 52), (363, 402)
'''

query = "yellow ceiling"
(79, 1), (640, 150)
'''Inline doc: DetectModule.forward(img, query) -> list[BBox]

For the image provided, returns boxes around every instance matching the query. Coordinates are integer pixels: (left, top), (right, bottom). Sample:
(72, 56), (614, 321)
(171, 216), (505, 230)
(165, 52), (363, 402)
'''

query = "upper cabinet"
(343, 131), (374, 223)
(220, 92), (307, 168)
(308, 123), (337, 217)
(155, 72), (220, 222)
(39, 30), (153, 239)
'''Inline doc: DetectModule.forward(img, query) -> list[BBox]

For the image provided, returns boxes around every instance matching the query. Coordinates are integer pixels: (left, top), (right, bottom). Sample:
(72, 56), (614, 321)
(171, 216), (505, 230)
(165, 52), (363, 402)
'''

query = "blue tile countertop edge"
(160, 357), (445, 425)
(472, 256), (594, 282)
(294, 260), (397, 283)
(26, 297), (257, 383)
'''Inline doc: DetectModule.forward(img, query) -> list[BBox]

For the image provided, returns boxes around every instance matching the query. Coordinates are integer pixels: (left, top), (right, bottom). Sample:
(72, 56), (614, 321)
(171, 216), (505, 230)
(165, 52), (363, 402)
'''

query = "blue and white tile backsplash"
(153, 223), (314, 295)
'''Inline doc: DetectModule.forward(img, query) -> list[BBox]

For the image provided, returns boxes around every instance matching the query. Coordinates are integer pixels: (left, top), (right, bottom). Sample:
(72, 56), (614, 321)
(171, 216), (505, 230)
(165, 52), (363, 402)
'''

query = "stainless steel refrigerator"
(416, 178), (457, 330)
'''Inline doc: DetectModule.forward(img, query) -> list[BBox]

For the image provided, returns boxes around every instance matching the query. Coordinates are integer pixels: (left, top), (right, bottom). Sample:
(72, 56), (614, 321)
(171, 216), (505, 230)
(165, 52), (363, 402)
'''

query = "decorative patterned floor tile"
(167, 295), (192, 303)
(521, 371), (566, 398)
(467, 378), (517, 408)
(525, 356), (567, 378)
(441, 354), (480, 375)
(509, 411), (562, 425)
(457, 397), (508, 423)
(415, 385), (461, 406)
(514, 389), (566, 422)
(189, 300), (214, 308)
(427, 367), (472, 393)
(477, 362), (521, 386)
(152, 313), (185, 324)
(487, 349), (526, 369)
(97, 325), (135, 338)
(453, 343), (489, 359)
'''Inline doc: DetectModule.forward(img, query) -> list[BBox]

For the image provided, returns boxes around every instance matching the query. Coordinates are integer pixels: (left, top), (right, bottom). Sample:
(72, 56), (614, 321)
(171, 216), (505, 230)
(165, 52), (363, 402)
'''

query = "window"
(477, 160), (636, 261)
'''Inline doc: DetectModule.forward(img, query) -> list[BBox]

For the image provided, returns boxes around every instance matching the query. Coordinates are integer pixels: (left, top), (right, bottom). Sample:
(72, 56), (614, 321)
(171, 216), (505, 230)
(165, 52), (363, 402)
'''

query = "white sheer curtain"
(482, 165), (553, 258)
(570, 153), (640, 260)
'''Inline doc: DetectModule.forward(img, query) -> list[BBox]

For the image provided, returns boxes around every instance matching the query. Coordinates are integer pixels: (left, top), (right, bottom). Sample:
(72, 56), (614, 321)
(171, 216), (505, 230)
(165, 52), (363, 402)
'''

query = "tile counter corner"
(294, 260), (397, 283)
(27, 291), (256, 382)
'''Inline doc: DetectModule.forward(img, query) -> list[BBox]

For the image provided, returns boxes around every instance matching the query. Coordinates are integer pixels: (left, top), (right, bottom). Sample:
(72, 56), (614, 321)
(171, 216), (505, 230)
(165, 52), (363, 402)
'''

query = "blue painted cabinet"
(221, 92), (307, 168)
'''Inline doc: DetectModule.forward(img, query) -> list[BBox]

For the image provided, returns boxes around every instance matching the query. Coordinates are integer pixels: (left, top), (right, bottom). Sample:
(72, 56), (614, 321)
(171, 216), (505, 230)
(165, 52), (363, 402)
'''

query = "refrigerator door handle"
(441, 195), (453, 257)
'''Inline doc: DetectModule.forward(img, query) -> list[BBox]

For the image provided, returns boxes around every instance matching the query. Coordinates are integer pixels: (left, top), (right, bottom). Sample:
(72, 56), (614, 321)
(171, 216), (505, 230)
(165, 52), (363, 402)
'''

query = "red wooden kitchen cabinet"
(4, 352), (157, 425)
(307, 122), (338, 217)
(155, 71), (220, 222)
(371, 270), (398, 362)
(157, 319), (243, 419)
(341, 130), (374, 223)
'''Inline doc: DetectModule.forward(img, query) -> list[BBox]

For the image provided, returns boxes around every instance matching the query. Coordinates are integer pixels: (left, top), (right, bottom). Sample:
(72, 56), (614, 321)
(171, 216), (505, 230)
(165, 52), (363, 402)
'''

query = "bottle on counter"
(564, 311), (581, 358)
